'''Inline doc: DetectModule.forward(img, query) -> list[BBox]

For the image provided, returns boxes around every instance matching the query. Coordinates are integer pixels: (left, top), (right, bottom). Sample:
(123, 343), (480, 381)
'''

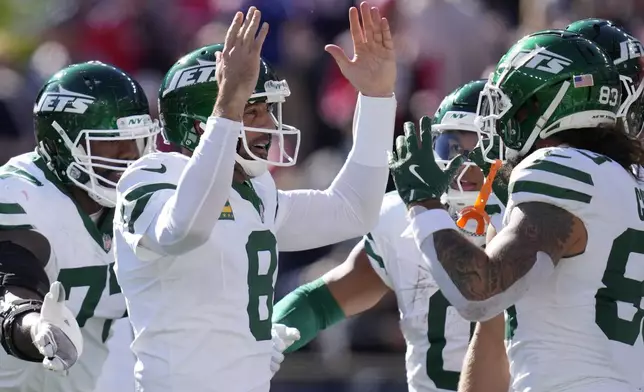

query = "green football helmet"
(34, 61), (160, 207)
(159, 44), (300, 177)
(475, 29), (622, 162)
(566, 19), (644, 137)
(432, 79), (487, 211)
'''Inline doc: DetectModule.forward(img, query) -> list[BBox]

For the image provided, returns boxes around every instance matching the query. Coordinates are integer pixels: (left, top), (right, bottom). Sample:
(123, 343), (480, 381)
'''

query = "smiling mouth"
(451, 180), (479, 192)
(247, 137), (271, 159)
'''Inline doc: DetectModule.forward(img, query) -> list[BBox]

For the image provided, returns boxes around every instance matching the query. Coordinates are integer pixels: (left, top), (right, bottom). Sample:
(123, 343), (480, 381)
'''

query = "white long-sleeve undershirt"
(139, 117), (240, 256)
(276, 93), (397, 251)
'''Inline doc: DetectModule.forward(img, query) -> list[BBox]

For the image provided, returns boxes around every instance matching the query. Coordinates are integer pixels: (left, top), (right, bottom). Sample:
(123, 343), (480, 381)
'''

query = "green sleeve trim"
(505, 305), (518, 341)
(272, 278), (346, 353)
(0, 203), (25, 214)
(120, 183), (176, 233)
(364, 233), (385, 269)
(124, 183), (177, 202)
(510, 180), (592, 204)
(524, 159), (593, 185)
(0, 224), (34, 231)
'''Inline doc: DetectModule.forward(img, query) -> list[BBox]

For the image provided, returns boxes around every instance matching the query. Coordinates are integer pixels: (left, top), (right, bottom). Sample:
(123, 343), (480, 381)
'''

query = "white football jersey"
(503, 147), (644, 392)
(114, 152), (280, 392)
(94, 318), (136, 392)
(364, 191), (504, 392)
(0, 152), (128, 392)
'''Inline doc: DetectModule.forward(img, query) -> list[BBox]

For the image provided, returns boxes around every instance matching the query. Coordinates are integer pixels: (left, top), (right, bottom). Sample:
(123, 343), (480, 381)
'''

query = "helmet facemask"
(474, 80), (510, 163)
(236, 80), (301, 177)
(616, 74), (644, 137)
(46, 114), (161, 207)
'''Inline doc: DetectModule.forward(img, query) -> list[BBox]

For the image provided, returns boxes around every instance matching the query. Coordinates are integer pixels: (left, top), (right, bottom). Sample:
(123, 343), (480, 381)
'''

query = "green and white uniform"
(0, 152), (128, 392)
(364, 192), (504, 392)
(114, 94), (396, 392)
(504, 147), (644, 392)
(115, 151), (281, 392)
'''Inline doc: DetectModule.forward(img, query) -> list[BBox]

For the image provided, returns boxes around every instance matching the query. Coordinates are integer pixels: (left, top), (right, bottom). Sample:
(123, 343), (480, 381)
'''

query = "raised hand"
(325, 1), (396, 97)
(213, 7), (269, 119)
(389, 116), (465, 207)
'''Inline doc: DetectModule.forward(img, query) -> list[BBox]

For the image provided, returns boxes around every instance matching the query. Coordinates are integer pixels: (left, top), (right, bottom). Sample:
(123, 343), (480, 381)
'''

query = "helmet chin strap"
(235, 154), (268, 178)
(65, 164), (117, 208)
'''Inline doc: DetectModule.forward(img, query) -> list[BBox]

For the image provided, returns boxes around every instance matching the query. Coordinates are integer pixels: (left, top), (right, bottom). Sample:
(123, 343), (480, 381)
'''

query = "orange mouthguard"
(456, 159), (502, 235)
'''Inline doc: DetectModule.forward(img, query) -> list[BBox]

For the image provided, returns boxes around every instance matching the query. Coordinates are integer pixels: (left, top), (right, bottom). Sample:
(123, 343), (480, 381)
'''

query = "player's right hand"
(213, 6), (269, 119)
(30, 282), (83, 374)
(389, 116), (465, 206)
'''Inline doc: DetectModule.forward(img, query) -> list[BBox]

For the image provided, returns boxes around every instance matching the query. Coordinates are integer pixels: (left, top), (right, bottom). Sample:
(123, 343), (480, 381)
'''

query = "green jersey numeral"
(426, 290), (475, 390)
(57, 262), (124, 343)
(595, 228), (644, 345)
(246, 230), (278, 341)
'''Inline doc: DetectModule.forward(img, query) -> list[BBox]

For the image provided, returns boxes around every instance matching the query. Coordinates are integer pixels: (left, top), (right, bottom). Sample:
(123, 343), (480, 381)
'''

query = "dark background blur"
(0, 0), (642, 390)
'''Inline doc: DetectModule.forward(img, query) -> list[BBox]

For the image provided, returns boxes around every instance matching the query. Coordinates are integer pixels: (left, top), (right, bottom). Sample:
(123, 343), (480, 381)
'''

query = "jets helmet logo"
(35, 86), (96, 114)
(614, 38), (644, 65)
(162, 59), (217, 97)
(505, 47), (573, 75)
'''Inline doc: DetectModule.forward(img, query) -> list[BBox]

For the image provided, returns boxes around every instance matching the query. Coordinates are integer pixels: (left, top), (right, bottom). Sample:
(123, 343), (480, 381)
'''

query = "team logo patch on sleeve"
(219, 201), (234, 221)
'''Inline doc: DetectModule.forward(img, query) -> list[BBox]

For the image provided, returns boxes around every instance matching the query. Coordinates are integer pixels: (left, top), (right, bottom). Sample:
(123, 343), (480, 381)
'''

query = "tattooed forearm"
(433, 202), (577, 301)
(433, 231), (498, 301)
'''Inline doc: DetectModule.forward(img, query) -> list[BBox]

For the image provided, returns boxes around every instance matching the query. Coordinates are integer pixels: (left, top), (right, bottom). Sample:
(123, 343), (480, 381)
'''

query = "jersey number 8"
(246, 230), (278, 341)
(595, 228), (644, 345)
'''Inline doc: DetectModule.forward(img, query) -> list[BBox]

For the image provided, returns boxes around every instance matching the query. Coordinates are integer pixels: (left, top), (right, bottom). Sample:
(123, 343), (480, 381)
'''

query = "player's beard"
(496, 153), (524, 187)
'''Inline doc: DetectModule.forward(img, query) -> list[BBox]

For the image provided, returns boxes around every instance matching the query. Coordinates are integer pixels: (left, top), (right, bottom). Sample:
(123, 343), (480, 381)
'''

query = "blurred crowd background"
(0, 0), (642, 390)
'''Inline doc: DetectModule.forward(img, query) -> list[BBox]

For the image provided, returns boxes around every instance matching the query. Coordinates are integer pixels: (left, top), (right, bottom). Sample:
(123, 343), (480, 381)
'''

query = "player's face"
(240, 102), (274, 161)
(89, 139), (141, 185)
(434, 130), (484, 192)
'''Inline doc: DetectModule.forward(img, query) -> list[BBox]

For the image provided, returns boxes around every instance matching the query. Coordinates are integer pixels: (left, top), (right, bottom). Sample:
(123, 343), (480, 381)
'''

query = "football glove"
(30, 281), (83, 374)
(270, 323), (300, 376)
(388, 116), (465, 206)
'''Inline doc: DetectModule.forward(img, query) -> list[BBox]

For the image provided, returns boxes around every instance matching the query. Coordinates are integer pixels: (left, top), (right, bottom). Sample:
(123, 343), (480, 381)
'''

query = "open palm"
(325, 1), (396, 98)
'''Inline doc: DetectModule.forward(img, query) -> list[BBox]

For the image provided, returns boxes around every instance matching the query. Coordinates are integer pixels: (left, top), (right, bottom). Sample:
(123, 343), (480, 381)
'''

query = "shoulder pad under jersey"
(504, 147), (603, 225)
(115, 152), (186, 236)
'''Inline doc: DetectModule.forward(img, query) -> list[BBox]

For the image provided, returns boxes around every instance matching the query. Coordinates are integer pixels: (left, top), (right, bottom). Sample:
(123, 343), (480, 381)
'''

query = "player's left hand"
(270, 323), (300, 376)
(389, 116), (466, 207)
(324, 2), (395, 97)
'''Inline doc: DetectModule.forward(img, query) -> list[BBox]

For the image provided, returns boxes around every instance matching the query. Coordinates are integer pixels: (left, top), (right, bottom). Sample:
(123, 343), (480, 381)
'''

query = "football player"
(0, 61), (159, 391)
(112, 3), (397, 392)
(566, 19), (644, 138)
(271, 79), (505, 392)
(389, 29), (644, 392)
(454, 19), (644, 392)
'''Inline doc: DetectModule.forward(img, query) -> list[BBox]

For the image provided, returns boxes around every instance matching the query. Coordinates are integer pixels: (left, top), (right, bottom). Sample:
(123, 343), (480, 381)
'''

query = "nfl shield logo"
(103, 234), (112, 251)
